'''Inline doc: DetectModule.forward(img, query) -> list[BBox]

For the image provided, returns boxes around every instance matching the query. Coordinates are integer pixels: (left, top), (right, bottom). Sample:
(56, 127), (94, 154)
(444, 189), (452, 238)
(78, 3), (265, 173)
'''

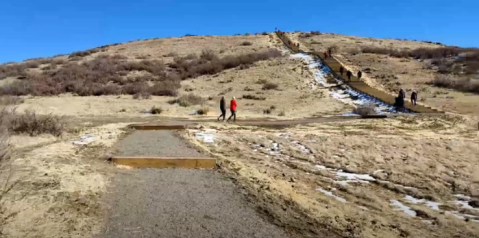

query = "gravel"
(113, 131), (203, 157)
(100, 169), (290, 238)
(101, 130), (289, 238)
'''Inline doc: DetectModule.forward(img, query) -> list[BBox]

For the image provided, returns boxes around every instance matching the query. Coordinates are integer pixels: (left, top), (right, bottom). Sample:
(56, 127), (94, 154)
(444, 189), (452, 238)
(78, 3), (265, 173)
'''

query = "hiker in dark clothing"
(346, 70), (352, 81)
(357, 71), (362, 80)
(394, 96), (405, 112)
(411, 90), (418, 106)
(217, 96), (226, 121)
(328, 48), (332, 56)
(399, 89), (406, 99)
(339, 66), (344, 76)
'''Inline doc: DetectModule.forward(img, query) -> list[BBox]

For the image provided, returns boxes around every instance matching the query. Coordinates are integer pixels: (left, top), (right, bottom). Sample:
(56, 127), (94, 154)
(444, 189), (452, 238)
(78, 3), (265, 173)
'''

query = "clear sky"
(0, 0), (477, 63)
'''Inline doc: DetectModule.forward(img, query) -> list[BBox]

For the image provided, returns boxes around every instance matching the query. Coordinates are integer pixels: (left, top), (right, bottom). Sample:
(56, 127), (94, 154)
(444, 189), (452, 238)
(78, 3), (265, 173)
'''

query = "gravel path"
(100, 131), (290, 238)
(113, 130), (203, 157)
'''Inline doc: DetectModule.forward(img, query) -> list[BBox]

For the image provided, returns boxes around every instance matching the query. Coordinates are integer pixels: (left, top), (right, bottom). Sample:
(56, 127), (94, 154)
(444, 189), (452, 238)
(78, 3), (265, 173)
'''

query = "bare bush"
(168, 94), (205, 107)
(196, 107), (209, 115)
(242, 94), (266, 100)
(353, 103), (376, 116)
(241, 41), (253, 46)
(0, 96), (24, 105)
(150, 106), (163, 114)
(430, 75), (479, 94)
(262, 82), (279, 90)
(0, 109), (65, 136)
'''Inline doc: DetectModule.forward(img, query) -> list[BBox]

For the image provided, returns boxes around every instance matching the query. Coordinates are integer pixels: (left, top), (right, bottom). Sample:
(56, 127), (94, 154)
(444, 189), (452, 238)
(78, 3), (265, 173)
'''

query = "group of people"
(339, 66), (362, 81)
(217, 96), (237, 122)
(394, 89), (418, 112)
(323, 49), (333, 59)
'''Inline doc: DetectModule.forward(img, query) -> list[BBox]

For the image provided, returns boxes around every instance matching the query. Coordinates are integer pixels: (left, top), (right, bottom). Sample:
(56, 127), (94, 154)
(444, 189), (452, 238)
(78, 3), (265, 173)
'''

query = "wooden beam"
(129, 124), (187, 130)
(111, 156), (216, 169)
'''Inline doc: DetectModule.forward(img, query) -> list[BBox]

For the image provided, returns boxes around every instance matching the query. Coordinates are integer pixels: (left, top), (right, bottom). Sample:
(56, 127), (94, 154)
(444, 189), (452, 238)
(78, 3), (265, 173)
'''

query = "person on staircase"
(227, 96), (237, 123)
(346, 70), (352, 81)
(357, 71), (362, 81)
(217, 96), (226, 121)
(339, 66), (344, 76)
(411, 90), (418, 106)
(328, 48), (332, 57)
(394, 95), (405, 112)
(399, 88), (406, 99)
(324, 52), (328, 59)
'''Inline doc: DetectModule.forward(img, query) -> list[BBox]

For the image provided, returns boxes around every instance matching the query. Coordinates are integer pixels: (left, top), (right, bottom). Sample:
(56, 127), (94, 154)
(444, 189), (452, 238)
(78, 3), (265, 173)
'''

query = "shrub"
(150, 106), (163, 114)
(0, 96), (24, 105)
(242, 94), (266, 100)
(133, 91), (151, 99)
(353, 103), (376, 116)
(196, 107), (209, 115)
(241, 41), (253, 46)
(263, 108), (272, 114)
(168, 94), (205, 107)
(0, 109), (65, 136)
(429, 75), (479, 94)
(262, 82), (279, 90)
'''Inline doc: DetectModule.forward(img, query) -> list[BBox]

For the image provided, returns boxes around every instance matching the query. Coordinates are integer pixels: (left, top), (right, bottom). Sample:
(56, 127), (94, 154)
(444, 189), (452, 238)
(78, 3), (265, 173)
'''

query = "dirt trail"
(98, 130), (291, 238)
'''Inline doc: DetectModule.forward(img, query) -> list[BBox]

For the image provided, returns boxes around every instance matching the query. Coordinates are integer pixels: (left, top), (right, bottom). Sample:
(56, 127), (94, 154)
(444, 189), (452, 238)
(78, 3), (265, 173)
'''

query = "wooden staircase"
(275, 31), (444, 114)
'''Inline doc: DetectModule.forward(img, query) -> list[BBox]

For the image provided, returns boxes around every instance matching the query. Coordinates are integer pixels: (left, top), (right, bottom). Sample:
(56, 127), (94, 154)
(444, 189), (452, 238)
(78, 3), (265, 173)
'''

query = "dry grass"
(262, 82), (279, 90)
(188, 117), (479, 238)
(353, 103), (376, 115)
(430, 75), (479, 94)
(150, 106), (163, 114)
(168, 94), (205, 107)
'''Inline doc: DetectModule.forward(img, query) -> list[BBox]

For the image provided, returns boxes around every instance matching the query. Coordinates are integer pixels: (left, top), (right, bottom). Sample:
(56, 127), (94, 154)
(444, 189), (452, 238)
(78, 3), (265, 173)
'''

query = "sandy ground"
(0, 123), (130, 238)
(293, 32), (479, 119)
(185, 116), (479, 238)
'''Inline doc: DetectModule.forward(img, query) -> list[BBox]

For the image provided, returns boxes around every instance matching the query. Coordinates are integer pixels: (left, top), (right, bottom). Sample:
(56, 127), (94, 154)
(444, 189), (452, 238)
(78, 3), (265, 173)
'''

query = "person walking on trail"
(357, 71), (362, 81)
(328, 48), (332, 57)
(411, 90), (418, 106)
(339, 66), (344, 76)
(227, 96), (237, 123)
(217, 96), (226, 121)
(346, 70), (352, 81)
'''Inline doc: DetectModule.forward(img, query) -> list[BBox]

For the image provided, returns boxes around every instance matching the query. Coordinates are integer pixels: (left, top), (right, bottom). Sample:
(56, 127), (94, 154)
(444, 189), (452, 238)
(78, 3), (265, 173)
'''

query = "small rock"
(290, 177), (296, 183)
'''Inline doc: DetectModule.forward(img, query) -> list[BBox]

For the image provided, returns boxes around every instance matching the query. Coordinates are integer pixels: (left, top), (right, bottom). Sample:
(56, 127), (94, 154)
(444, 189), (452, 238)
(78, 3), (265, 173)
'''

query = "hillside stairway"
(275, 31), (444, 114)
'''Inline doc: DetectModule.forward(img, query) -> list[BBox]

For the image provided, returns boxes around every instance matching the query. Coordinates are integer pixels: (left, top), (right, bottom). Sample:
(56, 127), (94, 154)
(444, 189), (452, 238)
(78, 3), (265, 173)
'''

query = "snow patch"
(317, 188), (347, 203)
(195, 129), (216, 143)
(72, 135), (96, 146)
(391, 200), (416, 217)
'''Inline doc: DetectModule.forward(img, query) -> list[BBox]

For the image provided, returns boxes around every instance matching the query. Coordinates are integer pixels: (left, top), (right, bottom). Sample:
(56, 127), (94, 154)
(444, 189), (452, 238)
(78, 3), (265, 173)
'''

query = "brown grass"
(1, 48), (281, 97)
(429, 75), (479, 94)
(150, 106), (163, 114)
(262, 82), (279, 90)
(168, 94), (205, 107)
(353, 103), (376, 115)
(242, 94), (266, 100)
(1, 109), (65, 137)
(361, 46), (479, 76)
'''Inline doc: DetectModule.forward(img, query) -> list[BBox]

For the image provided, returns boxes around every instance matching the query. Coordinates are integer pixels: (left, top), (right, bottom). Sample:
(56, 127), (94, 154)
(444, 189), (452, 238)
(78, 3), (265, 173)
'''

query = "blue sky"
(0, 0), (477, 63)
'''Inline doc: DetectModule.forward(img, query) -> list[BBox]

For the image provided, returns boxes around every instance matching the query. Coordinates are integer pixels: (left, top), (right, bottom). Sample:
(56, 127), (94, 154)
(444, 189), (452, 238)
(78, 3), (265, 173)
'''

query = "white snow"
(317, 188), (347, 203)
(336, 171), (376, 182)
(391, 200), (417, 217)
(289, 52), (412, 114)
(72, 135), (96, 145)
(404, 195), (440, 211)
(195, 130), (216, 143)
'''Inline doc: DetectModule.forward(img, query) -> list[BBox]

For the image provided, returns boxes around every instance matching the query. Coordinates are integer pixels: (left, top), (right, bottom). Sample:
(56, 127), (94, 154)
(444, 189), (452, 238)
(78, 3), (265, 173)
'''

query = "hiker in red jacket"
(227, 96), (237, 122)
